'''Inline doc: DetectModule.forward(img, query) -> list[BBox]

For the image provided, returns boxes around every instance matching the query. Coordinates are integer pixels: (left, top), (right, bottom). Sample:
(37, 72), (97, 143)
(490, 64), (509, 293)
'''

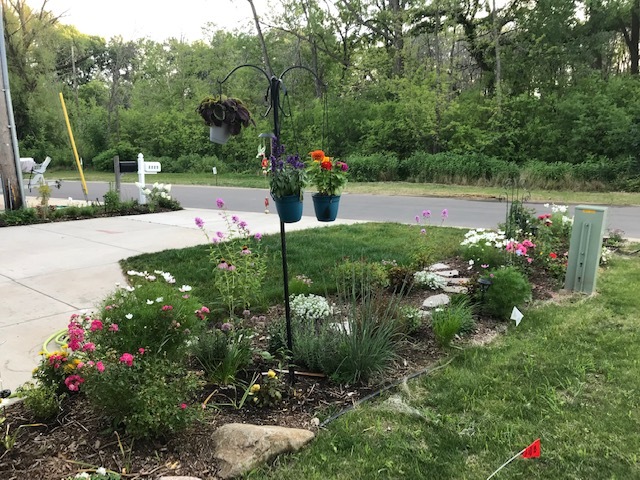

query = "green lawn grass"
(50, 169), (640, 206)
(121, 223), (465, 312)
(246, 253), (640, 479)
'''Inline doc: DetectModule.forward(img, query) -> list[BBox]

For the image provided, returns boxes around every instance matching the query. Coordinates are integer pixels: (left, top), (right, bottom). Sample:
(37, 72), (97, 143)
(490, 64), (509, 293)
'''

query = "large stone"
(443, 285), (469, 294)
(428, 263), (451, 271)
(422, 294), (450, 308)
(433, 269), (459, 278)
(446, 277), (470, 285)
(211, 423), (315, 479)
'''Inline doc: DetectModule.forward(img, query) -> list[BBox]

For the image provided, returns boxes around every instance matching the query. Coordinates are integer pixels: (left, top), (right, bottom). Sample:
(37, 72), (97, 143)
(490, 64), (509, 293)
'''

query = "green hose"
(41, 328), (68, 354)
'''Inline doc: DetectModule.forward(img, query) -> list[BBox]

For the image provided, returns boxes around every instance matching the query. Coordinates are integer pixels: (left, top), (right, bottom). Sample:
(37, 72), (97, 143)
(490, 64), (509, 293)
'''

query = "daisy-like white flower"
(125, 313), (133, 320)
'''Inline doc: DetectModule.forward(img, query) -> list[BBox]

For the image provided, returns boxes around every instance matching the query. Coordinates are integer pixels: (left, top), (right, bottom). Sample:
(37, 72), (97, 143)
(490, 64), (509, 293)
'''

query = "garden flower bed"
(1, 202), (616, 479)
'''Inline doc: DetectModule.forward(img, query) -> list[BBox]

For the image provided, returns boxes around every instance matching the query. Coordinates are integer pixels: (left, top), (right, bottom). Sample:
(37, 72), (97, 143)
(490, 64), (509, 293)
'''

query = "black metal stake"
(216, 64), (326, 387)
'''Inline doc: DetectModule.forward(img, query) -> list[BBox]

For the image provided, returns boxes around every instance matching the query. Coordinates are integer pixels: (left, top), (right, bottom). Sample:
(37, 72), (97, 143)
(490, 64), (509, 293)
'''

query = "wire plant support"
(215, 64), (328, 385)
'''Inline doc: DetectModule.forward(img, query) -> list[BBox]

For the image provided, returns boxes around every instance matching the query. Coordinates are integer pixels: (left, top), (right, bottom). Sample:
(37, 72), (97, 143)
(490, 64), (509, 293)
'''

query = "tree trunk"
(247, 0), (273, 76)
(631, 4), (639, 74)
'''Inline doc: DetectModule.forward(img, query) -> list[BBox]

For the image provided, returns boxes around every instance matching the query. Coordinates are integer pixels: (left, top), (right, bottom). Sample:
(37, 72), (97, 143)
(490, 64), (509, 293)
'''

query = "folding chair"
(28, 156), (52, 191)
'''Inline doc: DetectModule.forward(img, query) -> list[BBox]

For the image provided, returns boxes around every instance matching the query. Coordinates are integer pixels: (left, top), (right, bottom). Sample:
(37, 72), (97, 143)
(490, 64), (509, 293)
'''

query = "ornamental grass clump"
(431, 297), (475, 347)
(192, 326), (253, 385)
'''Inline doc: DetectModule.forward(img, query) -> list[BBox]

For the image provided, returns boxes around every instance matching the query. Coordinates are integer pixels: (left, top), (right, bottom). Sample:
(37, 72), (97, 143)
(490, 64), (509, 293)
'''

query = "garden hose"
(318, 357), (455, 429)
(42, 329), (68, 354)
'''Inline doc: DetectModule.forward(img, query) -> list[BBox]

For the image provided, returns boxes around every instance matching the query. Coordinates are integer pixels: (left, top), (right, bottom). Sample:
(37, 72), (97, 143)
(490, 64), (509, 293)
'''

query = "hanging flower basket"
(209, 125), (231, 145)
(272, 194), (304, 223)
(312, 193), (341, 222)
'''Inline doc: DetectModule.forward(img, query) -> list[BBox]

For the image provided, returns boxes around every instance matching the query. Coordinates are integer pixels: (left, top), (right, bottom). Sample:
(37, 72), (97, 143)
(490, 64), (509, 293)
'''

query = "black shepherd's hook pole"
(217, 65), (326, 386)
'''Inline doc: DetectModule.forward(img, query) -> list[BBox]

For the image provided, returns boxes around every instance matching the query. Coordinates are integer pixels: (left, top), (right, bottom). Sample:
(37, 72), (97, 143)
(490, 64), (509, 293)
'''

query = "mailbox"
(143, 162), (161, 174)
(564, 205), (608, 294)
(119, 160), (137, 173)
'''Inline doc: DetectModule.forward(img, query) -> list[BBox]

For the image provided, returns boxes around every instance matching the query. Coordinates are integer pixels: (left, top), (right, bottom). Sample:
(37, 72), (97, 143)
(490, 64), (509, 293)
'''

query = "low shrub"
(16, 382), (63, 421)
(290, 294), (333, 322)
(82, 355), (202, 439)
(92, 273), (209, 361)
(481, 266), (532, 321)
(344, 153), (400, 182)
(335, 259), (389, 298)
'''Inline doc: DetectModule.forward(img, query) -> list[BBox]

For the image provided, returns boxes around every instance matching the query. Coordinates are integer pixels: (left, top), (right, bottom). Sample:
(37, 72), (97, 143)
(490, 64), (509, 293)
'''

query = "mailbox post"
(136, 153), (161, 205)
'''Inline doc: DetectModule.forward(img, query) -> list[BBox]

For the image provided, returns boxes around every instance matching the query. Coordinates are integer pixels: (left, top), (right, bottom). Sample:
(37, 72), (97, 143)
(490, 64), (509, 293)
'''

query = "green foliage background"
(3, 1), (640, 189)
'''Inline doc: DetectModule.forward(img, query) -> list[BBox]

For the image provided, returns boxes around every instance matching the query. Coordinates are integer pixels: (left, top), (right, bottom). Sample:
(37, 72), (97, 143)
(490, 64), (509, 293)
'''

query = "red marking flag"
(522, 438), (541, 459)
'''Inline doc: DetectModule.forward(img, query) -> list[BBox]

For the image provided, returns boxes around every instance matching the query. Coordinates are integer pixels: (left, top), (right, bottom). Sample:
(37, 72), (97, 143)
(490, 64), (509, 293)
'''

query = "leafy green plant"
(431, 298), (474, 346)
(102, 188), (121, 214)
(249, 369), (285, 407)
(91, 275), (209, 361)
(192, 327), (253, 385)
(196, 198), (267, 317)
(482, 266), (532, 321)
(397, 305), (424, 335)
(16, 382), (63, 421)
(82, 355), (202, 439)
(335, 258), (389, 297)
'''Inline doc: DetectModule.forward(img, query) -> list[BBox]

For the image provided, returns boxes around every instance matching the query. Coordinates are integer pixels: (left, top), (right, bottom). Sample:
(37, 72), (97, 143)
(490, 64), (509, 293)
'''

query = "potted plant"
(308, 150), (348, 222)
(268, 139), (308, 223)
(196, 96), (255, 144)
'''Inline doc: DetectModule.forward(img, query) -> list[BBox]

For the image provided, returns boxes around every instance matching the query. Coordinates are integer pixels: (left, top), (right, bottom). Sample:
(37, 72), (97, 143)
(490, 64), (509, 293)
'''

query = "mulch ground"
(0, 258), (561, 480)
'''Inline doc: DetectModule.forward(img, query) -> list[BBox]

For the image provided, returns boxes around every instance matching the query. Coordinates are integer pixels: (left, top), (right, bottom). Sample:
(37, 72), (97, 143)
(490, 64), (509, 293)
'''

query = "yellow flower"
(250, 384), (261, 393)
(38, 351), (45, 356)
(267, 370), (277, 379)
(61, 344), (68, 350)
(63, 363), (75, 373)
(73, 358), (82, 365)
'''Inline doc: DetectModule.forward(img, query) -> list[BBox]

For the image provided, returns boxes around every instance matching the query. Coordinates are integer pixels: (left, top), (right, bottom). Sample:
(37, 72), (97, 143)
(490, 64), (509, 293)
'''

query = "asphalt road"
(50, 181), (640, 238)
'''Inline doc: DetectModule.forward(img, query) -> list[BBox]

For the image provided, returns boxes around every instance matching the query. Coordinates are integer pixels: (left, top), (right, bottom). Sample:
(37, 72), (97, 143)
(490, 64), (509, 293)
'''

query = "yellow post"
(59, 92), (89, 200)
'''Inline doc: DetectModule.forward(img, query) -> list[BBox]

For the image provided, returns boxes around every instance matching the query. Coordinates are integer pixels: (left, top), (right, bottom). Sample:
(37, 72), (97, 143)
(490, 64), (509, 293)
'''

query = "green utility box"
(564, 205), (608, 294)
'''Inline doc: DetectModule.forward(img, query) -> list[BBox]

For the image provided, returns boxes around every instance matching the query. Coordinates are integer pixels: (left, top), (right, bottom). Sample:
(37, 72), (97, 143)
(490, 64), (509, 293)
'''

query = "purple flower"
(221, 322), (233, 332)
(441, 209), (448, 219)
(231, 215), (239, 223)
(340, 163), (349, 172)
(422, 210), (431, 218)
(415, 215), (420, 224)
(211, 237), (220, 244)
(216, 231), (225, 239)
(194, 217), (204, 228)
(216, 198), (225, 208)
(254, 232), (263, 241)
(239, 221), (248, 229)
(218, 262), (229, 269)
(420, 228), (426, 235)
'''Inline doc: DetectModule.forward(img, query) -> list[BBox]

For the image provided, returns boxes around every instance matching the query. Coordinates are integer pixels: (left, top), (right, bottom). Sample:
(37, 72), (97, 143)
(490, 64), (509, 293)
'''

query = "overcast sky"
(44, 0), (271, 42)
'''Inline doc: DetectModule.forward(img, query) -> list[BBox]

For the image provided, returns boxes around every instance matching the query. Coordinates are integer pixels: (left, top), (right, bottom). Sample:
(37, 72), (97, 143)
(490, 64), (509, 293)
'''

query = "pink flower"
(96, 361), (105, 372)
(218, 262), (229, 270)
(138, 348), (145, 355)
(119, 353), (134, 367)
(415, 215), (420, 223)
(182, 294), (190, 299)
(194, 217), (204, 228)
(481, 264), (489, 269)
(109, 324), (119, 332)
(105, 305), (113, 311)
(254, 232), (262, 241)
(422, 210), (431, 218)
(221, 322), (233, 332)
(527, 257), (534, 264)
(200, 306), (210, 314)
(441, 209), (448, 219)
(216, 231), (225, 239)
(64, 374), (85, 392)
(90, 319), (103, 332)
(216, 198), (225, 208)
(180, 403), (188, 410)
(82, 342), (96, 352)
(161, 305), (174, 311)
(420, 228), (426, 235)
(231, 215), (239, 223)
(228, 265), (236, 271)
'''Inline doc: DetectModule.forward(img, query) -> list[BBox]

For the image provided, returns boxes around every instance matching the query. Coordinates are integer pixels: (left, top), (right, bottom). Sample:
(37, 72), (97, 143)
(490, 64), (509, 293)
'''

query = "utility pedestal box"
(564, 205), (608, 294)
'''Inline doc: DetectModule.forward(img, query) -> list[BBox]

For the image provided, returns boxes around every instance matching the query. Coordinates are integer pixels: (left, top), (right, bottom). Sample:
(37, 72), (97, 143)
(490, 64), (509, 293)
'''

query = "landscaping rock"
(445, 277), (470, 285)
(428, 263), (451, 271)
(422, 294), (450, 308)
(443, 285), (469, 294)
(433, 269), (459, 277)
(211, 423), (315, 479)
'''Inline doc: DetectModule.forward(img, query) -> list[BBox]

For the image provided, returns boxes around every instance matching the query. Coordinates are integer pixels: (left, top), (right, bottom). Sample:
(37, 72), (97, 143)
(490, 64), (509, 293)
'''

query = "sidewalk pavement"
(0, 206), (361, 396)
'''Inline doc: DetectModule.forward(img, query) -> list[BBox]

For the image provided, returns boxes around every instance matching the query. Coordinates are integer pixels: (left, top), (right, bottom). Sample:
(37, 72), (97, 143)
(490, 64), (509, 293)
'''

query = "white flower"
(156, 297), (164, 302)
(125, 313), (133, 320)
(544, 203), (550, 208)
(413, 271), (447, 290)
(146, 299), (154, 304)
(75, 473), (90, 479)
(125, 286), (135, 292)
(146, 275), (157, 281)
(290, 294), (333, 321)
(96, 467), (107, 475)
(143, 188), (152, 195)
(179, 285), (192, 292)
(468, 259), (474, 265)
(165, 184), (172, 192)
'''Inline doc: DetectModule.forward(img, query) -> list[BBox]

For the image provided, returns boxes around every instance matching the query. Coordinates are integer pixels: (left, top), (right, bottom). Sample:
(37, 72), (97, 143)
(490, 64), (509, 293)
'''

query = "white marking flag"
(511, 306), (524, 326)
